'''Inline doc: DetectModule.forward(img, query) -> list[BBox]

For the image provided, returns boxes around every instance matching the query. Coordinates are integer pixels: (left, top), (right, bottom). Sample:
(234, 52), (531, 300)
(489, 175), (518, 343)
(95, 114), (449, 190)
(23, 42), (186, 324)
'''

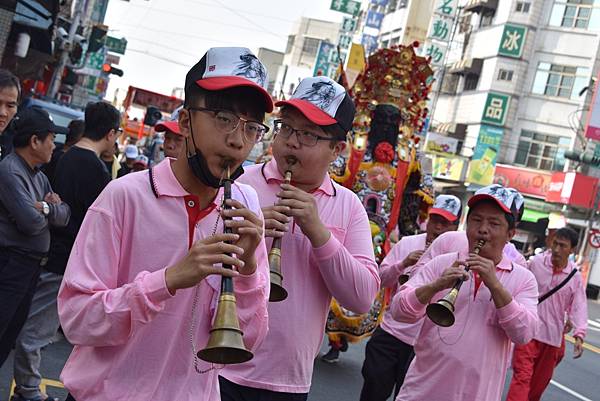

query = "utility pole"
(47, 0), (87, 99)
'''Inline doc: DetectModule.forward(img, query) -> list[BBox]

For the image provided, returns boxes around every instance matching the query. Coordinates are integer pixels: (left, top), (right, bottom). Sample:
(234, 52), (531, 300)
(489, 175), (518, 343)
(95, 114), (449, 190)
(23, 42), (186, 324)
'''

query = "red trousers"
(506, 339), (566, 401)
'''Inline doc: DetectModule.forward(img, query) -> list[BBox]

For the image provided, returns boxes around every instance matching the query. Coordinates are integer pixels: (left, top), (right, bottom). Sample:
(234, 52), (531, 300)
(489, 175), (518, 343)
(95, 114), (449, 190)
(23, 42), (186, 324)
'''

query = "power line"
(126, 48), (193, 67)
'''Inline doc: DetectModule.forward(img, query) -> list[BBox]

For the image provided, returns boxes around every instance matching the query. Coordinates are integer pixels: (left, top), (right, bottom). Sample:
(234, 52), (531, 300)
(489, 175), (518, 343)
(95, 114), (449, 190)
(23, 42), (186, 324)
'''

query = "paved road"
(2, 301), (600, 401)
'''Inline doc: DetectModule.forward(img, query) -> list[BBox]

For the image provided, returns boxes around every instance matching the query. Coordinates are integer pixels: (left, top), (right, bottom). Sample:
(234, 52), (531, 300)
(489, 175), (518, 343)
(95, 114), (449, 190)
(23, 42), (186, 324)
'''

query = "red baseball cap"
(154, 121), (181, 135)
(184, 47), (274, 112)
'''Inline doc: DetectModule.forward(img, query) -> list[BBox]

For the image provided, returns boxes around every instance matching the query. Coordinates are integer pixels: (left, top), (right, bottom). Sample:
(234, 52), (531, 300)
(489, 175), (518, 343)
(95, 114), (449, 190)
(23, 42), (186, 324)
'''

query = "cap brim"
(429, 208), (458, 222)
(275, 98), (337, 126)
(196, 77), (274, 112)
(155, 121), (181, 135)
(467, 194), (511, 214)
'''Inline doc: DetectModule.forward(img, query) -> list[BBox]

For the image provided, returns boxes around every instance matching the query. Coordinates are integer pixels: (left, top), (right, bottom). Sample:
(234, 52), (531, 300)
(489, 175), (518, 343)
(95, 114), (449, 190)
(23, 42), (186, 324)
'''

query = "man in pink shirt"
(392, 184), (539, 401)
(220, 76), (380, 401)
(57, 47), (273, 401)
(360, 194), (462, 401)
(506, 226), (587, 401)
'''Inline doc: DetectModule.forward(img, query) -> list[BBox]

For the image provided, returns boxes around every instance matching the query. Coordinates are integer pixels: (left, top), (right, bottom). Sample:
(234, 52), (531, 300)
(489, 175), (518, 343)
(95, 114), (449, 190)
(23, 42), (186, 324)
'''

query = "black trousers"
(359, 326), (415, 401)
(219, 376), (308, 401)
(0, 248), (43, 367)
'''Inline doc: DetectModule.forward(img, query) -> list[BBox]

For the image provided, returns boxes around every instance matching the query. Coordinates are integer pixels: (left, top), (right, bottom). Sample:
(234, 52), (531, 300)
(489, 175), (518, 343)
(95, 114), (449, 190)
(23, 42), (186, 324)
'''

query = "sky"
(103, 0), (348, 103)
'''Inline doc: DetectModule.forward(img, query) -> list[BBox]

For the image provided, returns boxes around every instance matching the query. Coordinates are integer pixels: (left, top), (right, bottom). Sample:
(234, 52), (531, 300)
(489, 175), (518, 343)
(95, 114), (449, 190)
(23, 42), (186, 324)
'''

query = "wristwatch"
(41, 201), (50, 217)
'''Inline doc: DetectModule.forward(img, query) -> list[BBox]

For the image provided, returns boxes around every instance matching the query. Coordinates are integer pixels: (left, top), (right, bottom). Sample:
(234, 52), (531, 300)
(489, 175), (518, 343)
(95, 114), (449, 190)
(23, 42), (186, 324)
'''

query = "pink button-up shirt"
(57, 159), (270, 401)
(221, 159), (379, 393)
(379, 233), (427, 345)
(529, 251), (587, 347)
(392, 243), (539, 401)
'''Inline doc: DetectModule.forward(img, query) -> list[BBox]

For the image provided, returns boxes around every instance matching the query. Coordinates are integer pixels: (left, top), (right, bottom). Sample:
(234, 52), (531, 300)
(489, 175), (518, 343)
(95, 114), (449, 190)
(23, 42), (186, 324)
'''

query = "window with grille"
(514, 130), (571, 171)
(301, 37), (320, 58)
(463, 74), (479, 91)
(497, 69), (514, 81)
(479, 10), (495, 27)
(516, 1), (531, 13)
(531, 62), (589, 100)
(286, 35), (295, 54)
(549, 0), (600, 30)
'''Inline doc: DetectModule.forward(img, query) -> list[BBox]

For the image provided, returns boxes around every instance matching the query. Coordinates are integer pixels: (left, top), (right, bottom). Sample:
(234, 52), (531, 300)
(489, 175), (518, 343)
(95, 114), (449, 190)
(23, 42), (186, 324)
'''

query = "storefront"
(493, 164), (558, 255)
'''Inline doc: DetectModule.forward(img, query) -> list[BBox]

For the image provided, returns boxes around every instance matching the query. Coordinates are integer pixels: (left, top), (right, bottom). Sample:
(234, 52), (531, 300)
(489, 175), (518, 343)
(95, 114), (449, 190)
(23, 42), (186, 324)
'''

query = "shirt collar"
(151, 158), (223, 203)
(543, 250), (575, 274)
(262, 158), (335, 196)
(13, 152), (39, 174)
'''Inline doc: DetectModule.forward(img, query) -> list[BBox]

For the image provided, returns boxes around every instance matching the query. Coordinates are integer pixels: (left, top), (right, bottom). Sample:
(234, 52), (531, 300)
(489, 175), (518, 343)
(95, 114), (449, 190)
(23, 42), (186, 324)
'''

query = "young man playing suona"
(391, 184), (539, 401)
(220, 76), (380, 401)
(57, 47), (272, 401)
(360, 194), (462, 401)
(506, 226), (587, 401)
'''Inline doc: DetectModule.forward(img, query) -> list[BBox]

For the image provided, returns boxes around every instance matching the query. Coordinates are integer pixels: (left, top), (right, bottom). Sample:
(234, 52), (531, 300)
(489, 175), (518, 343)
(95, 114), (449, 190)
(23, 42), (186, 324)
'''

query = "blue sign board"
(365, 10), (384, 30)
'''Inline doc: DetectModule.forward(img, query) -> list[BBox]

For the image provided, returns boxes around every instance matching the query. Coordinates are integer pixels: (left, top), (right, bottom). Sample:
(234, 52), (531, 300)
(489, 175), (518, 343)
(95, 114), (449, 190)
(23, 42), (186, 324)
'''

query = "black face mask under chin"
(186, 116), (244, 188)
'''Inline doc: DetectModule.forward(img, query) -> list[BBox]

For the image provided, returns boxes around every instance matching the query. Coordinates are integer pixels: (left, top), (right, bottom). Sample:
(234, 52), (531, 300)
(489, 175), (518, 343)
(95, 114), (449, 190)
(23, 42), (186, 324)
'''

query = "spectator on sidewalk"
(101, 141), (122, 180)
(117, 144), (138, 177)
(132, 154), (149, 172)
(42, 119), (85, 186)
(0, 69), (20, 160)
(0, 107), (70, 369)
(9, 101), (118, 401)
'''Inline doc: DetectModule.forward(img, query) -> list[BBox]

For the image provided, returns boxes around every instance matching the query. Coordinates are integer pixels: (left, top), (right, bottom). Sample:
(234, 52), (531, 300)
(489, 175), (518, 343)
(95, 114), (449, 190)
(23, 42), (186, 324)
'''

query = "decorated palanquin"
(326, 43), (435, 343)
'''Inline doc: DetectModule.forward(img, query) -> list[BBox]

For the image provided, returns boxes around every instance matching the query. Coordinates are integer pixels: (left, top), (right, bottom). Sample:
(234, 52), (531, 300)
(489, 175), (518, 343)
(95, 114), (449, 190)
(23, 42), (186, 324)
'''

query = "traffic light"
(101, 63), (124, 77)
(564, 150), (600, 167)
(144, 106), (162, 126)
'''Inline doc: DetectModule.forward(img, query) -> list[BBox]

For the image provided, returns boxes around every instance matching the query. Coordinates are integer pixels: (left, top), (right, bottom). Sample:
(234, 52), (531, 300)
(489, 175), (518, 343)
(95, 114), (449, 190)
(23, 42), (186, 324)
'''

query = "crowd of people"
(0, 46), (589, 401)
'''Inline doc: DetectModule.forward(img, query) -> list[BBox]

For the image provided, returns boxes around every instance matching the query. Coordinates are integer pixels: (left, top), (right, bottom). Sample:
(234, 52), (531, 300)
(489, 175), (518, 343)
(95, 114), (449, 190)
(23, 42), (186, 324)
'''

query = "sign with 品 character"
(481, 92), (511, 126)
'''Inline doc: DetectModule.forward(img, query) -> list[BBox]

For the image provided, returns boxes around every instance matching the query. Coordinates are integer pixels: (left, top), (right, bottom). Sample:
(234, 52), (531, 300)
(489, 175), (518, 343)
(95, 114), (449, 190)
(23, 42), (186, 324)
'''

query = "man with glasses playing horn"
(220, 76), (380, 401)
(57, 47), (272, 401)
(390, 185), (539, 401)
(359, 194), (462, 401)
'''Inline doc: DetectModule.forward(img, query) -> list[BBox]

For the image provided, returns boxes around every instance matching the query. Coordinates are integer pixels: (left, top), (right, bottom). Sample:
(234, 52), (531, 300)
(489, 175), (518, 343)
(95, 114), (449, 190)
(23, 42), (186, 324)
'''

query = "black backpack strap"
(538, 268), (577, 304)
(148, 167), (159, 198)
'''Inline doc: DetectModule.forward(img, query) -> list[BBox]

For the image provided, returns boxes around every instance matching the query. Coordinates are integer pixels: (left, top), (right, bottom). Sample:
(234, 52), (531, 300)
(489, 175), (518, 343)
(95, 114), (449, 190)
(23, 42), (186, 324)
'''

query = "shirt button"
(187, 200), (195, 208)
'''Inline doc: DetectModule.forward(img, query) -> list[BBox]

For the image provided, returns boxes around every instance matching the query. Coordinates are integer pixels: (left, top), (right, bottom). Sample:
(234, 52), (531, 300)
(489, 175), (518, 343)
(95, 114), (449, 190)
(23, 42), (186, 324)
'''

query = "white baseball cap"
(125, 145), (138, 159)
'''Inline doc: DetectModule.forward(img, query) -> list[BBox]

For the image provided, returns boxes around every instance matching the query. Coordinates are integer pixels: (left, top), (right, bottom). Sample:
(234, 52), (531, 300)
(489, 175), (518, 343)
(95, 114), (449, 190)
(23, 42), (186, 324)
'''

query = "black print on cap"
(234, 52), (267, 87)
(441, 197), (459, 213)
(300, 81), (337, 110)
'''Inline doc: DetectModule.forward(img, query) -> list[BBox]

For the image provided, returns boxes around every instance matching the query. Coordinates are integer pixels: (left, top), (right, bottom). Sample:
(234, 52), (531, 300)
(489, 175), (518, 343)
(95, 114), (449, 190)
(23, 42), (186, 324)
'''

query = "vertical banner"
(467, 125), (504, 185)
(423, 0), (458, 68)
(313, 41), (335, 77)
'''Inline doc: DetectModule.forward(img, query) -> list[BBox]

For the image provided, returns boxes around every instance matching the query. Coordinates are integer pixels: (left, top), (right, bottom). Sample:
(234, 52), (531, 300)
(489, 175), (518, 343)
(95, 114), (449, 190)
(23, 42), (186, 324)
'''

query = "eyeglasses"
(188, 107), (269, 144)
(273, 119), (338, 147)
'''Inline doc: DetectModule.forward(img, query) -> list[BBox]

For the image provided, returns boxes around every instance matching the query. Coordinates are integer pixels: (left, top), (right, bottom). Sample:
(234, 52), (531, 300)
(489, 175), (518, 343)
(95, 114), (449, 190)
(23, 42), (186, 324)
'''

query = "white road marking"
(550, 380), (594, 401)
